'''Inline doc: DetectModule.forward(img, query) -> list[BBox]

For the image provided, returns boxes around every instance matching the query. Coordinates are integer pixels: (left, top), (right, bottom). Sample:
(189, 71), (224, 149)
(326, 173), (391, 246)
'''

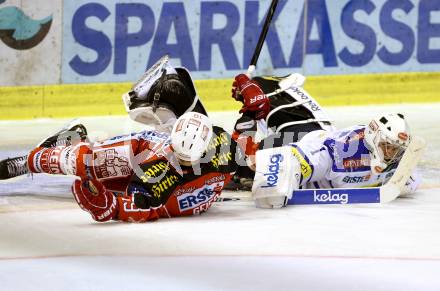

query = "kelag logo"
(63, 0), (440, 83)
(313, 190), (349, 204)
(0, 4), (52, 50)
(262, 154), (283, 188)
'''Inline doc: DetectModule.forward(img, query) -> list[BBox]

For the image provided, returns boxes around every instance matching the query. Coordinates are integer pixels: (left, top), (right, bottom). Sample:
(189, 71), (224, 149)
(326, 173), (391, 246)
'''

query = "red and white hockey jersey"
(28, 127), (242, 222)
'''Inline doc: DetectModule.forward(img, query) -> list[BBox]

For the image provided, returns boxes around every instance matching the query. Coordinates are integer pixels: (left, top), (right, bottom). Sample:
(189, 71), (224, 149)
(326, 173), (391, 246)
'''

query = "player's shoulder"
(324, 125), (369, 154)
(330, 125), (366, 140)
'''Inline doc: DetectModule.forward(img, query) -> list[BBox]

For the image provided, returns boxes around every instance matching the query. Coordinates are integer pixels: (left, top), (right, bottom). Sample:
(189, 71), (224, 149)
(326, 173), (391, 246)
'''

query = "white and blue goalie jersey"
(290, 126), (420, 192)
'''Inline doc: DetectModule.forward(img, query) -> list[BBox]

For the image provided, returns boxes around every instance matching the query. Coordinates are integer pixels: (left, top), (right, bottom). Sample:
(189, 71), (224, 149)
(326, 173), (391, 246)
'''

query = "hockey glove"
(131, 183), (162, 210)
(233, 74), (270, 120)
(72, 178), (117, 222)
(231, 77), (244, 102)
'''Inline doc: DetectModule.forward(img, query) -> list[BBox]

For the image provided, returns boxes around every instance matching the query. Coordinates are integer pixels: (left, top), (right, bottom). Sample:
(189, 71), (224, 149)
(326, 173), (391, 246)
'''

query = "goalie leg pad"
(252, 146), (301, 208)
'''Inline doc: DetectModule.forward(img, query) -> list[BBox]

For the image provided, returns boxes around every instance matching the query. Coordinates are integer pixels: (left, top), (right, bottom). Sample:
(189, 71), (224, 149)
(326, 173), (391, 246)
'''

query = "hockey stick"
(244, 0), (279, 136)
(247, 0), (279, 76)
(218, 136), (426, 205)
(378, 135), (426, 203)
(218, 187), (388, 205)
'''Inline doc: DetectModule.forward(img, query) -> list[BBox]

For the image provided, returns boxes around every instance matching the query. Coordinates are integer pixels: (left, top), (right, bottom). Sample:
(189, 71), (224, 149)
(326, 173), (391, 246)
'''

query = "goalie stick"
(242, 0), (278, 136)
(218, 136), (426, 205)
(247, 0), (279, 77)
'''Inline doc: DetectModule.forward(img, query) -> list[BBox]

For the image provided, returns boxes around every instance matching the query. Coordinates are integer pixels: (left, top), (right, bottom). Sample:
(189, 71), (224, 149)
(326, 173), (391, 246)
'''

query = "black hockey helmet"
(123, 55), (207, 127)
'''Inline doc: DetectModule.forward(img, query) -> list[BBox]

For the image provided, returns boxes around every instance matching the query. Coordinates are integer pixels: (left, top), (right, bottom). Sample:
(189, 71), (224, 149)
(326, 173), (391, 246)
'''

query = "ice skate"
(37, 119), (88, 148)
(0, 155), (29, 180)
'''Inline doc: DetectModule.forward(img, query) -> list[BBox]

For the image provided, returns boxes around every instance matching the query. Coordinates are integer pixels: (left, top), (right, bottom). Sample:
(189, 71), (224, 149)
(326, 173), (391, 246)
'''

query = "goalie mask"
(364, 113), (411, 175)
(122, 55), (207, 131)
(170, 112), (213, 163)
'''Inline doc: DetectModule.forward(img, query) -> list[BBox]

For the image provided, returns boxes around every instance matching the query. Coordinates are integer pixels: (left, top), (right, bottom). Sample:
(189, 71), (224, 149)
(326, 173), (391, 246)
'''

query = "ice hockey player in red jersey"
(2, 111), (242, 223)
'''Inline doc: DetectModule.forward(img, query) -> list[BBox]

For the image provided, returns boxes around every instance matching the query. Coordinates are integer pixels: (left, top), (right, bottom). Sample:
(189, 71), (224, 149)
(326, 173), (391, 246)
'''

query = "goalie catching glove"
(232, 74), (270, 120)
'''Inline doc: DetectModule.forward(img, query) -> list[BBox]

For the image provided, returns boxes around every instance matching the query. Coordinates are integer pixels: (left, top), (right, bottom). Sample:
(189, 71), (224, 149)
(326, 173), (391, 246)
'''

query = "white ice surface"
(0, 104), (440, 291)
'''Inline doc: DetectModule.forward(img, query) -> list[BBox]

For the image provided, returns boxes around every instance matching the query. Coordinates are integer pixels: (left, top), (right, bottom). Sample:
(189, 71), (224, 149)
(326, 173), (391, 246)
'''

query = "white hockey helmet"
(170, 112), (213, 162)
(364, 113), (411, 174)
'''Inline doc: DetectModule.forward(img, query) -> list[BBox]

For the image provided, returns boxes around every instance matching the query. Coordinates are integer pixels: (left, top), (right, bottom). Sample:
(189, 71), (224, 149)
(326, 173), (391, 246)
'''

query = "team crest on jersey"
(93, 146), (131, 180)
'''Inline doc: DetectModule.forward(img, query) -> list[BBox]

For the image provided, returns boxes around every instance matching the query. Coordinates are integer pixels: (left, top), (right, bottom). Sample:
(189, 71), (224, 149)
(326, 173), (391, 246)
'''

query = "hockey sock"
(27, 146), (72, 175)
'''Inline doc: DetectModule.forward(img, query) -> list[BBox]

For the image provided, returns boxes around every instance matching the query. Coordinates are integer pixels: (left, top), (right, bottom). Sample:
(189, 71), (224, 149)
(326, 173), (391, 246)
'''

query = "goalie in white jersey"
(252, 113), (422, 208)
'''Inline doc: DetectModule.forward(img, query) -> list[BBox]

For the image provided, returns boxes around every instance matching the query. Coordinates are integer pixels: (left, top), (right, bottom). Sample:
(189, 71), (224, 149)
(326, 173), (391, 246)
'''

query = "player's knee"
(71, 143), (93, 177)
